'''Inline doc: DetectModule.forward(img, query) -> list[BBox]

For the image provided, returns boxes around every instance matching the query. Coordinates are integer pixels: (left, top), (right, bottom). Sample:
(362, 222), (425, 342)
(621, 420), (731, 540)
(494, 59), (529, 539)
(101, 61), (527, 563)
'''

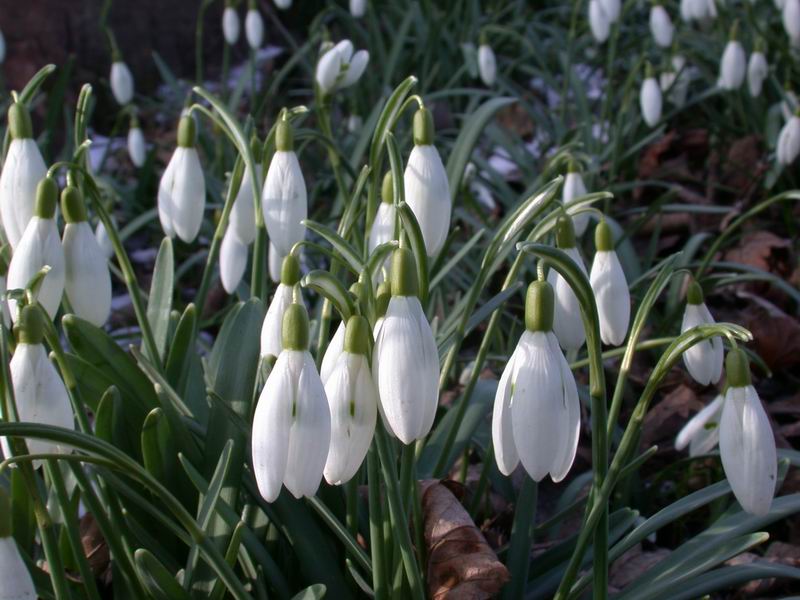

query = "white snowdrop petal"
(170, 148), (206, 243)
(640, 77), (663, 127)
(283, 353), (331, 498)
(720, 41), (746, 90)
(590, 250), (630, 346)
(589, 0), (610, 43)
(341, 50), (369, 88)
(260, 283), (294, 359)
(350, 0), (366, 17)
(219, 229), (248, 294)
(599, 0), (620, 22)
(650, 5), (674, 48)
(404, 145), (451, 257)
(245, 9), (264, 49)
(478, 44), (497, 86)
(316, 48), (343, 94)
(157, 154), (178, 238)
(747, 52), (768, 98)
(676, 394), (723, 453)
(320, 321), (346, 384)
(63, 222), (112, 326)
(681, 303), (723, 385)
(127, 126), (146, 168)
(0, 537), (36, 600)
(548, 247), (587, 352)
(719, 386), (777, 516)
(222, 7), (241, 44)
(229, 165), (260, 245)
(110, 61), (134, 105)
(0, 139), (48, 249)
(784, 0), (800, 45)
(492, 348), (521, 475)
(268, 242), (283, 283)
(262, 151), (307, 256)
(563, 172), (589, 236)
(548, 332), (581, 482)
(251, 351), (295, 502)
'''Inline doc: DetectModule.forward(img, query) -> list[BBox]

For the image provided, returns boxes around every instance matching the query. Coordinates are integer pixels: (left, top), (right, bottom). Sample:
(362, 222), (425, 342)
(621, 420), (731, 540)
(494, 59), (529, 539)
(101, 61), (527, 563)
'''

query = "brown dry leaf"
(721, 135), (766, 197)
(724, 231), (793, 279)
(420, 479), (510, 599)
(641, 384), (704, 447)
(737, 294), (800, 371)
(636, 129), (709, 201)
(496, 100), (534, 138)
(80, 513), (111, 582)
(609, 545), (670, 593)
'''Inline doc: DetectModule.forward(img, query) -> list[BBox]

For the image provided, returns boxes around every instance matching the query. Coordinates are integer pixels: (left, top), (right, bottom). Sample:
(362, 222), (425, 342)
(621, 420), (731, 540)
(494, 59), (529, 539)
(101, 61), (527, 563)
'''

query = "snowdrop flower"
(784, 0), (800, 46)
(275, 0), (292, 9)
(650, 4), (674, 48)
(268, 242), (283, 283)
(222, 3), (240, 45)
(675, 393), (724, 457)
(640, 65), (663, 127)
(347, 114), (363, 132)
(229, 147), (262, 246)
(589, 0), (611, 43)
(350, 0), (366, 17)
(320, 320), (346, 384)
(60, 184), (111, 327)
(548, 217), (588, 352)
(324, 315), (378, 485)
(260, 254), (301, 359)
(158, 115), (206, 243)
(492, 280), (580, 481)
(747, 43), (768, 98)
(262, 120), (306, 256)
(478, 39), (497, 86)
(252, 303), (331, 502)
(7, 177), (65, 321)
(219, 230), (248, 294)
(372, 248), (439, 444)
(127, 116), (146, 168)
(110, 59), (134, 106)
(0, 305), (74, 463)
(681, 280), (723, 385)
(245, 1), (264, 49)
(599, 0), (620, 22)
(0, 247), (10, 327)
(369, 172), (397, 283)
(0, 492), (36, 600)
(719, 28), (746, 91)
(590, 220), (630, 346)
(777, 111), (800, 165)
(719, 349), (777, 516)
(315, 40), (370, 96)
(0, 102), (48, 250)
(404, 107), (451, 257)
(680, 0), (717, 22)
(563, 161), (590, 236)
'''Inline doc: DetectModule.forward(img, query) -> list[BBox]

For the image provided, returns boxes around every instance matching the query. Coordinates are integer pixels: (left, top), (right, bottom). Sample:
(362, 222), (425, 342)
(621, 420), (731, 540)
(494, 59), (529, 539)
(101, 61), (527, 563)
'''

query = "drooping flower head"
(747, 39), (769, 98)
(110, 59), (134, 106)
(252, 303), (331, 502)
(245, 0), (265, 49)
(222, 1), (241, 45)
(477, 33), (497, 87)
(547, 216), (588, 352)
(315, 40), (370, 96)
(492, 280), (581, 481)
(128, 114), (146, 168)
(719, 23), (746, 91)
(260, 253), (302, 359)
(777, 108), (800, 165)
(681, 280), (723, 385)
(590, 219), (630, 346)
(650, 3), (674, 48)
(563, 159), (589, 236)
(640, 62), (663, 128)
(0, 488), (36, 600)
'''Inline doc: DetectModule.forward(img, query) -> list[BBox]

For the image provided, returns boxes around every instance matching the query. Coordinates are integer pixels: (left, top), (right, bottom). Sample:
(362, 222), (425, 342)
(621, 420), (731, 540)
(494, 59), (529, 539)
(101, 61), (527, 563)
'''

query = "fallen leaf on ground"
(736, 293), (800, 371)
(641, 384), (704, 447)
(420, 479), (510, 599)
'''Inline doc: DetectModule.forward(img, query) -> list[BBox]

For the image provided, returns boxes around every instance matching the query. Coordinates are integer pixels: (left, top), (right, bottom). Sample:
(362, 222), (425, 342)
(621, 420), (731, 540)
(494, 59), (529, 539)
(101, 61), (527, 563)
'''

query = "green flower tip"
(34, 176), (58, 219)
(0, 245), (11, 277)
(275, 119), (294, 152)
(177, 115), (197, 148)
(479, 31), (488, 46)
(381, 171), (394, 205)
(0, 487), (10, 538)
(375, 281), (391, 318)
(130, 113), (140, 129)
(754, 38), (766, 53)
(413, 107), (434, 146)
(16, 304), (46, 345)
(8, 101), (33, 140)
(729, 20), (739, 41)
(567, 157), (580, 174)
(349, 281), (367, 310)
(686, 280), (704, 305)
(248, 0), (257, 9)
(280, 254), (301, 286)
(555, 215), (576, 249)
(390, 247), (418, 297)
(595, 219), (614, 252)
(725, 348), (751, 388)
(344, 315), (371, 355)
(281, 303), (310, 351)
(644, 61), (655, 79)
(61, 185), (88, 224)
(525, 280), (554, 332)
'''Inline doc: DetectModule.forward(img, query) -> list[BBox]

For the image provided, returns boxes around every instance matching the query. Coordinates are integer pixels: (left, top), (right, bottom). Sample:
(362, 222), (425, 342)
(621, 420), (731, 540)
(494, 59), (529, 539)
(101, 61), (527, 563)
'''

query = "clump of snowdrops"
(0, 1), (798, 599)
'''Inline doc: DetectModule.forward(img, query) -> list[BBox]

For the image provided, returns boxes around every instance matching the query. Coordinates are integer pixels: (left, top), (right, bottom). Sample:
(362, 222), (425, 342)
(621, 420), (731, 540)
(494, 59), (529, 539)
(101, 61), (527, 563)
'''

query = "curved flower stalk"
(747, 44), (768, 98)
(719, 349), (777, 516)
(324, 315), (378, 485)
(252, 303), (331, 502)
(222, 3), (240, 45)
(589, 220), (630, 346)
(649, 4), (674, 48)
(315, 40), (369, 96)
(548, 216), (588, 351)
(478, 38), (497, 87)
(127, 115), (146, 167)
(372, 248), (439, 444)
(350, 0), (366, 17)
(675, 393), (724, 457)
(0, 101), (48, 249)
(563, 160), (590, 236)
(0, 490), (35, 600)
(262, 119), (306, 255)
(404, 107), (451, 257)
(681, 280), (723, 385)
(158, 115), (206, 242)
(776, 111), (800, 165)
(260, 254), (302, 359)
(784, 0), (800, 47)
(61, 184), (111, 327)
(719, 27), (746, 91)
(7, 177), (65, 321)
(245, 1), (264, 49)
(368, 172), (397, 283)
(588, 0), (611, 43)
(640, 65), (663, 128)
(0, 305), (74, 464)
(492, 280), (580, 481)
(110, 59), (134, 106)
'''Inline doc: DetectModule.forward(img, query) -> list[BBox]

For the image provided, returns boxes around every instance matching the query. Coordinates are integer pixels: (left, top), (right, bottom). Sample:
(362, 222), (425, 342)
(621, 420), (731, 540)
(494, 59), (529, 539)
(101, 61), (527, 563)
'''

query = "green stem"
(502, 476), (537, 600)
(195, 0), (215, 84)
(367, 449), (388, 600)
